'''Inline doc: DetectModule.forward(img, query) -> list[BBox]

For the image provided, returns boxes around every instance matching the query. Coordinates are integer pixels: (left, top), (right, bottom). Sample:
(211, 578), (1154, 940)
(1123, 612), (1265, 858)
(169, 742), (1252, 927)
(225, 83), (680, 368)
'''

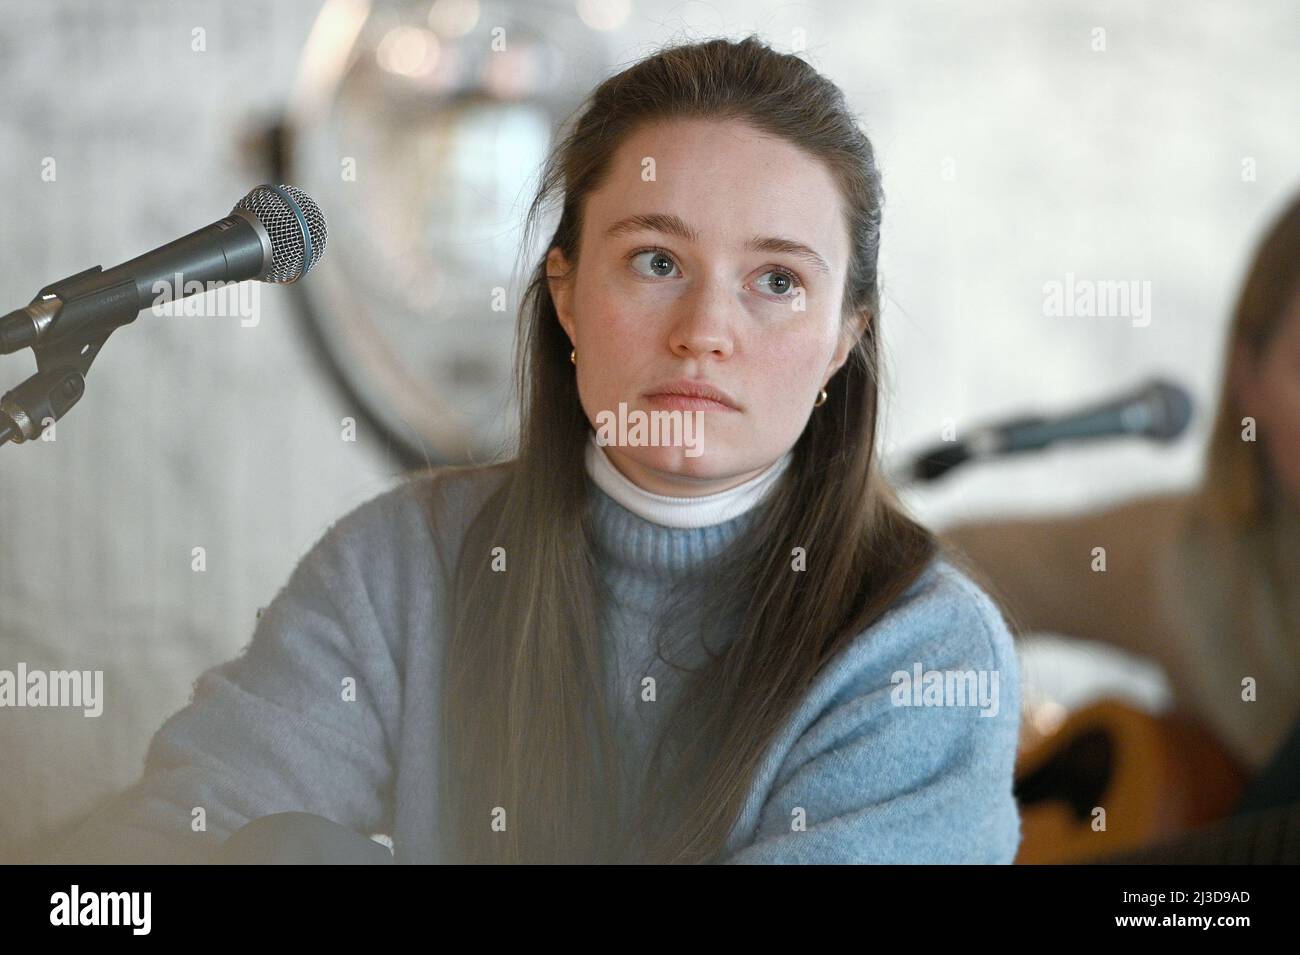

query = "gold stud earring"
(814, 387), (828, 407)
(570, 348), (576, 366)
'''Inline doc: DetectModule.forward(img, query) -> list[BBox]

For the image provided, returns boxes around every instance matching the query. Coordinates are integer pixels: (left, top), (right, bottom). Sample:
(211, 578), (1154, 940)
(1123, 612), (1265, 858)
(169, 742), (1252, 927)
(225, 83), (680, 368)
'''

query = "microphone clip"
(0, 265), (123, 445)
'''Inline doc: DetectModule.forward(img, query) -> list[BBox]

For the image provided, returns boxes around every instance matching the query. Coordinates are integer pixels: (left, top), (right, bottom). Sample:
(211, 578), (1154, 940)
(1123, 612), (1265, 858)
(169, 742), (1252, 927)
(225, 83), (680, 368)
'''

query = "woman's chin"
(625, 445), (727, 478)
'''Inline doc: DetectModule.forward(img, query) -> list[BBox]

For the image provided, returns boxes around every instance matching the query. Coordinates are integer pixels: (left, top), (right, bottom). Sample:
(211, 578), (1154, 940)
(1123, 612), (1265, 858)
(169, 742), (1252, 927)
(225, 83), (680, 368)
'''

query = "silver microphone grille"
(232, 184), (328, 283)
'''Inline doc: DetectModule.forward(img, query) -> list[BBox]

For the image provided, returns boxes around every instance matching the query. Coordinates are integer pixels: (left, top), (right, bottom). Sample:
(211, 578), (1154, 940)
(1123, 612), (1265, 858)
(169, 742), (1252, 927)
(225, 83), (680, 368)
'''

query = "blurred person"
(941, 193), (1300, 812)
(42, 35), (1021, 865)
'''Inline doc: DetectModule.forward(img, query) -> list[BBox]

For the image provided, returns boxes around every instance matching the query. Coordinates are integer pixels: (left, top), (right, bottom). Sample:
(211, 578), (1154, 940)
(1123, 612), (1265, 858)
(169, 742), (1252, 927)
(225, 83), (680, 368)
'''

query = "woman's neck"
(583, 432), (792, 529)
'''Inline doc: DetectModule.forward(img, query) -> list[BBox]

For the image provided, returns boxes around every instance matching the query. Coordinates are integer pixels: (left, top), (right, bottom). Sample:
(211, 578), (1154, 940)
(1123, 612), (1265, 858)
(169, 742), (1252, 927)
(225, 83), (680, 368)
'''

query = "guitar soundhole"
(1014, 729), (1113, 822)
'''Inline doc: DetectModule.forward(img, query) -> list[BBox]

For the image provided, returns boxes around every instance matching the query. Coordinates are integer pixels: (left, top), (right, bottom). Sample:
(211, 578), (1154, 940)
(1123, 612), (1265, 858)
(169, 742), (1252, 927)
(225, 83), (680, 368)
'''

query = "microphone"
(0, 184), (326, 356)
(904, 378), (1194, 483)
(0, 184), (326, 446)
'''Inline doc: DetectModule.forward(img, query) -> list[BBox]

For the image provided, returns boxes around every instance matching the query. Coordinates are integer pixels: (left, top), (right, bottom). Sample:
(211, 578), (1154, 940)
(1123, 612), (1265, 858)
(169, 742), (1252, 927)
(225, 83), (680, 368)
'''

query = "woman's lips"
(643, 394), (739, 412)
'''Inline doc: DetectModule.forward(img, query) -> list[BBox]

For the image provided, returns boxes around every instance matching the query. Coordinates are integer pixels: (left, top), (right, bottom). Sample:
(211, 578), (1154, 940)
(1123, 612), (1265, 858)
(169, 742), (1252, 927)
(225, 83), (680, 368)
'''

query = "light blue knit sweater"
(47, 466), (1023, 864)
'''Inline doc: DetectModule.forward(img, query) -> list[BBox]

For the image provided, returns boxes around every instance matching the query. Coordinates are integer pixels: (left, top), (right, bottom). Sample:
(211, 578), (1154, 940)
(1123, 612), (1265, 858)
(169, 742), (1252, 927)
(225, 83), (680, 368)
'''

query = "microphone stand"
(0, 264), (140, 448)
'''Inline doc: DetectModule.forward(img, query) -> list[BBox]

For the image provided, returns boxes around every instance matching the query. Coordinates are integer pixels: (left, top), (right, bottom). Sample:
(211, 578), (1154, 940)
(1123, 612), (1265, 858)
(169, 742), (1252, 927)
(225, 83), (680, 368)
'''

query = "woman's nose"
(668, 280), (737, 358)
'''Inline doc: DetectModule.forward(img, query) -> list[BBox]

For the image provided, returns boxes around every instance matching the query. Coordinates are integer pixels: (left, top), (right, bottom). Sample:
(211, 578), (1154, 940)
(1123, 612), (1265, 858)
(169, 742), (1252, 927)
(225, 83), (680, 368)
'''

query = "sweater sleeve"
(721, 571), (1022, 864)
(41, 485), (416, 865)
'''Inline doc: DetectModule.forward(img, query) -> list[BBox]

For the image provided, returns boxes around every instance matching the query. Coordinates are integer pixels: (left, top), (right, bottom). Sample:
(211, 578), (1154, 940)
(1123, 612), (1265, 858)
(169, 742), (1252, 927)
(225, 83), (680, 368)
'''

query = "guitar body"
(1013, 699), (1248, 863)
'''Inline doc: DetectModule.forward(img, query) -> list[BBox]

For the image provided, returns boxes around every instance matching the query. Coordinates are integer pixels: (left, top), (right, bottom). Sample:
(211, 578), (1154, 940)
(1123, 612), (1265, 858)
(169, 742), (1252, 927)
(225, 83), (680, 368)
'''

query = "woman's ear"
(547, 247), (576, 343)
(826, 311), (868, 380)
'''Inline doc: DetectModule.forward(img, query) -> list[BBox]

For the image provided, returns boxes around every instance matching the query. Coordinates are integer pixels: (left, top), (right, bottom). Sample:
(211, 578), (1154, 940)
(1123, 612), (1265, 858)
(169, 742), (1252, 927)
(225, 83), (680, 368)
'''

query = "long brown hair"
(427, 35), (939, 863)
(1196, 190), (1300, 529)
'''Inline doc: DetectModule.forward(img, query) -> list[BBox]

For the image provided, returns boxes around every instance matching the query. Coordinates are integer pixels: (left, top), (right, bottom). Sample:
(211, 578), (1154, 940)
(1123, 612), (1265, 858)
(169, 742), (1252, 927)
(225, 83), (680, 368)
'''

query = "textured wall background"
(0, 0), (394, 860)
(0, 0), (1296, 861)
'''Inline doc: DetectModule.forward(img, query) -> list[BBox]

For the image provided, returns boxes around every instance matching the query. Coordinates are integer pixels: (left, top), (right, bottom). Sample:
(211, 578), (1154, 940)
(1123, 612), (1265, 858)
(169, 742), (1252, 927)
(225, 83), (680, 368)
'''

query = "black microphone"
(905, 378), (1194, 483)
(0, 184), (327, 356)
(0, 185), (326, 447)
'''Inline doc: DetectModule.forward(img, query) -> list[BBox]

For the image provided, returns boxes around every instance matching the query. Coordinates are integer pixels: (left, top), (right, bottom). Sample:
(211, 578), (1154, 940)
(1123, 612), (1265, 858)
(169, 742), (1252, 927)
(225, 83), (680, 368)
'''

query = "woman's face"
(548, 118), (862, 497)
(1233, 283), (1300, 506)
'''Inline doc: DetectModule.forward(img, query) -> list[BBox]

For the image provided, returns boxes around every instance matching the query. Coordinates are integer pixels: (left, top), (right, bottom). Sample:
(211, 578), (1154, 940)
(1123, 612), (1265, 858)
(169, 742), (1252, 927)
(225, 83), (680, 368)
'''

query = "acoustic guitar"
(1012, 698), (1249, 863)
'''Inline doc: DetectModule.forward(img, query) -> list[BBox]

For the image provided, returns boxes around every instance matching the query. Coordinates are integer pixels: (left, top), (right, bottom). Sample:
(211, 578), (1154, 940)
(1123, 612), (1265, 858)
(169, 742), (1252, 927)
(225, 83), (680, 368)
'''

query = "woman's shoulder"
(295, 462), (514, 585)
(821, 554), (1020, 707)
(886, 554), (1015, 657)
(331, 462), (511, 540)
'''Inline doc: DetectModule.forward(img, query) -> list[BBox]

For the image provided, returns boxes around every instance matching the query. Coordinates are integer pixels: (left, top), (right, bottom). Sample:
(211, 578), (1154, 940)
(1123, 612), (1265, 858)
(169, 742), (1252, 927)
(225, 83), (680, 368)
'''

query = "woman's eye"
(756, 268), (801, 298)
(629, 248), (680, 278)
(627, 249), (802, 299)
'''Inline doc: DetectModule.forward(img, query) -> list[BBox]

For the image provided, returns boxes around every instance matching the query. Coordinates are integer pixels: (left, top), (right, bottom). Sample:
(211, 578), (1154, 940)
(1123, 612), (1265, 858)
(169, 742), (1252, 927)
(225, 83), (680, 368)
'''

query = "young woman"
(47, 35), (1022, 865)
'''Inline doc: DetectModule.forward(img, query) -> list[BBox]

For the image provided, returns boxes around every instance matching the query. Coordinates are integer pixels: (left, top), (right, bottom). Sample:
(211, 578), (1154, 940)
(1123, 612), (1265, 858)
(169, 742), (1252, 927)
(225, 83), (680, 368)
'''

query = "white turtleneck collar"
(583, 431), (792, 529)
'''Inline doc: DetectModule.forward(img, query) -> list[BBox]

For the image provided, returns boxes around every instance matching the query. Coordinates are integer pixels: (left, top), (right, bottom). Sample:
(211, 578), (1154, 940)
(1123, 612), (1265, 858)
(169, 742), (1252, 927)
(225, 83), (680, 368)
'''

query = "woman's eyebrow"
(603, 212), (830, 276)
